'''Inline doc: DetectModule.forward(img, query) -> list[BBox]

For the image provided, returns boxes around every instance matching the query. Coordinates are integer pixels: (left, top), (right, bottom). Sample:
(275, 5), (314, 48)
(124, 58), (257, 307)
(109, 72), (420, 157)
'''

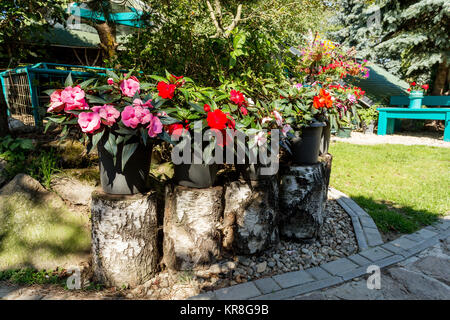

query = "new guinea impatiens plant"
(407, 81), (429, 93)
(45, 71), (170, 172)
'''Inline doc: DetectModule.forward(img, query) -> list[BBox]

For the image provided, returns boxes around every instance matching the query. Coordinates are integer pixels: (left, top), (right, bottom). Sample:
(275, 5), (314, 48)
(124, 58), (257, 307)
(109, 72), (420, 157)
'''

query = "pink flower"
(120, 77), (140, 97)
(261, 116), (272, 124)
(254, 131), (267, 147)
(347, 94), (356, 104)
(282, 124), (293, 136)
(147, 115), (163, 138)
(240, 106), (248, 115)
(133, 98), (152, 108)
(78, 112), (101, 133)
(91, 104), (120, 126)
(107, 78), (114, 85)
(60, 86), (89, 111)
(295, 83), (303, 89)
(47, 89), (64, 112)
(273, 110), (283, 126)
(121, 106), (151, 128)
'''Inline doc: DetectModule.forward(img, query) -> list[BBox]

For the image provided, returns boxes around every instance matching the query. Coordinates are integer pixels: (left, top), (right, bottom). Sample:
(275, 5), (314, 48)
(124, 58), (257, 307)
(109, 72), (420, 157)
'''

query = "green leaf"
(121, 143), (138, 171)
(65, 73), (73, 87)
(159, 116), (181, 125)
(104, 133), (118, 163)
(78, 78), (96, 89)
(91, 130), (104, 152)
(86, 95), (107, 104)
(149, 75), (168, 83)
(43, 89), (57, 96)
(188, 102), (205, 114)
(106, 69), (120, 82)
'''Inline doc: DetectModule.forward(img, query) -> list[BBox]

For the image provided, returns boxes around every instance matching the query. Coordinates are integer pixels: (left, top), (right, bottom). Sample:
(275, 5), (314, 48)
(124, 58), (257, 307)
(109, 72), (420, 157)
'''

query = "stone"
(320, 258), (358, 276)
(272, 270), (314, 288)
(91, 190), (159, 287)
(410, 256), (450, 285)
(253, 277), (281, 294)
(359, 247), (393, 262)
(215, 282), (261, 300)
(223, 178), (279, 254)
(387, 267), (450, 300)
(256, 262), (267, 273)
(51, 176), (96, 206)
(163, 185), (223, 270)
(208, 264), (221, 274)
(0, 173), (64, 207)
(279, 159), (331, 240)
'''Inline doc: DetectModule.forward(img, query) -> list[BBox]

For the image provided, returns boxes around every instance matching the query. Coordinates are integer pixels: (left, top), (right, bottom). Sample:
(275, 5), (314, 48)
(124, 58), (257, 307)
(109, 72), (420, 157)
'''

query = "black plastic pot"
(319, 121), (331, 156)
(291, 122), (326, 164)
(173, 163), (218, 188)
(236, 163), (275, 181)
(98, 139), (152, 195)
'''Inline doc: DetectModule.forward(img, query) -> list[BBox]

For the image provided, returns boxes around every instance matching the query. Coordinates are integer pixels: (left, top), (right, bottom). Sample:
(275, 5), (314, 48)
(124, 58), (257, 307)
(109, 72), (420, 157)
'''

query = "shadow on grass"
(0, 195), (91, 272)
(350, 195), (439, 234)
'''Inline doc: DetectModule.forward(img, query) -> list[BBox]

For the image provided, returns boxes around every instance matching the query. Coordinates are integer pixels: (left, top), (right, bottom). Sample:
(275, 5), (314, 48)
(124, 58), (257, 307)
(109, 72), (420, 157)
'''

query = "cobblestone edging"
(328, 188), (383, 250)
(189, 190), (450, 300)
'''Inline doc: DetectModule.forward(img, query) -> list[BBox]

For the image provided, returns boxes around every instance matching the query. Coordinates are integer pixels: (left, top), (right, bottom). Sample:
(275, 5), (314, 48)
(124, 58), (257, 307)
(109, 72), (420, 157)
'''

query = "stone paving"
(187, 198), (450, 300)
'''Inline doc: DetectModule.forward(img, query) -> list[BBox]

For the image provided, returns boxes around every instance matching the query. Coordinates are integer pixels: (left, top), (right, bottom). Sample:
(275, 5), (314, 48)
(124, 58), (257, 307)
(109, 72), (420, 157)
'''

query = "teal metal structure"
(377, 96), (450, 142)
(0, 63), (118, 127)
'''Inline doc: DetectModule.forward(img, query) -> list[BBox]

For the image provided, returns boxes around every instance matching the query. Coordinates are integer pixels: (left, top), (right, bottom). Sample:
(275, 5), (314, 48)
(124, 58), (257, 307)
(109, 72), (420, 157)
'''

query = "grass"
(329, 141), (450, 234)
(0, 194), (91, 271)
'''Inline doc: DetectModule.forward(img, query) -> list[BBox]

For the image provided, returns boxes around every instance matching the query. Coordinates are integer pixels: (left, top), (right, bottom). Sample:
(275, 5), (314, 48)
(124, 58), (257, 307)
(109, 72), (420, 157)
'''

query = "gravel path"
(332, 131), (450, 148)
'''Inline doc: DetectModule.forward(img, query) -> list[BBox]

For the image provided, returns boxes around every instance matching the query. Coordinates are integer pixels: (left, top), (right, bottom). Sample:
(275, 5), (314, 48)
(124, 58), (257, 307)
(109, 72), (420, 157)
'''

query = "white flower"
(254, 131), (267, 147)
(247, 97), (255, 106)
(261, 116), (272, 124)
(273, 110), (283, 126)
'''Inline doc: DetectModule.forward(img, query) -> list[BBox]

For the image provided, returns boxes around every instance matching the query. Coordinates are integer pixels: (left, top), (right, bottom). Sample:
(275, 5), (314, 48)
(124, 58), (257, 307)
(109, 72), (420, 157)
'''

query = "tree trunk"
(223, 177), (279, 255)
(93, 22), (118, 62)
(0, 82), (10, 137)
(91, 190), (159, 287)
(163, 185), (223, 271)
(432, 58), (448, 96)
(279, 156), (332, 241)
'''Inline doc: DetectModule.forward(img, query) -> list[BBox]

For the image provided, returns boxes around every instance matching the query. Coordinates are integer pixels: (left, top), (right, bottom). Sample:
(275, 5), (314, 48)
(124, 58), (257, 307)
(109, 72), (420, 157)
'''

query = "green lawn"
(329, 141), (450, 234)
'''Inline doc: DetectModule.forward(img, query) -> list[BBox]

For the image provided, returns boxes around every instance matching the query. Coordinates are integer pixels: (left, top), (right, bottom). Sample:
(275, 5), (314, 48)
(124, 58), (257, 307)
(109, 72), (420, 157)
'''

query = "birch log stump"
(279, 155), (332, 241)
(91, 190), (159, 287)
(163, 185), (223, 271)
(223, 177), (279, 255)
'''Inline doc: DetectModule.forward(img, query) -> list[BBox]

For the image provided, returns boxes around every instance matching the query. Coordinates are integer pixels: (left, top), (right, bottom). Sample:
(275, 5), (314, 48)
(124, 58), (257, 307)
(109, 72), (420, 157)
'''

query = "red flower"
(411, 82), (416, 86)
(407, 88), (411, 92)
(207, 109), (228, 130)
(226, 114), (235, 130)
(422, 84), (429, 90)
(230, 89), (246, 106)
(157, 81), (177, 99)
(204, 104), (211, 112)
(167, 123), (185, 138)
(313, 89), (333, 109)
(240, 106), (248, 115)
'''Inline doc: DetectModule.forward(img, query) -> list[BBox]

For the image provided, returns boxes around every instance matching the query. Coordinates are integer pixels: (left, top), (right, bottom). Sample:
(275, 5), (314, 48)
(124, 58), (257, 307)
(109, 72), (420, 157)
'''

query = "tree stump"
(91, 190), (159, 287)
(223, 177), (279, 255)
(163, 185), (223, 270)
(279, 155), (332, 240)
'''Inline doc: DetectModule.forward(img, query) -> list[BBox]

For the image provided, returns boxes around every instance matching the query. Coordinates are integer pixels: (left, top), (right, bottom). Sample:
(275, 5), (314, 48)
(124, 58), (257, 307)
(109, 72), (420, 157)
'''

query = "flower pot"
(236, 163), (275, 181)
(337, 127), (352, 138)
(319, 121), (331, 156)
(98, 139), (152, 195)
(408, 91), (423, 109)
(173, 163), (218, 188)
(291, 122), (326, 165)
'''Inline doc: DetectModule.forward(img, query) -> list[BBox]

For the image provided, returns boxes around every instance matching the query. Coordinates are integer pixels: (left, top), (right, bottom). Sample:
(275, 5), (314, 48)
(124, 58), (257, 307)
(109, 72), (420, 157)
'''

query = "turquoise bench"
(377, 96), (450, 142)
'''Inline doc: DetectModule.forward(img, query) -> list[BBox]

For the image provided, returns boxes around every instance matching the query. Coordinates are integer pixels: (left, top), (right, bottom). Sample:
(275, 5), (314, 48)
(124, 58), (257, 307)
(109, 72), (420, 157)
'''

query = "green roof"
(42, 27), (131, 49)
(349, 63), (409, 105)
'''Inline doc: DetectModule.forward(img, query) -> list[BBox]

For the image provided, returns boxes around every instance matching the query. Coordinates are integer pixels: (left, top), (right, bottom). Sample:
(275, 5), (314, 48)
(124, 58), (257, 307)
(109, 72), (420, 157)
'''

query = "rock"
(223, 178), (279, 254)
(273, 254), (280, 260)
(387, 267), (450, 299)
(411, 256), (450, 286)
(256, 261), (267, 273)
(0, 173), (64, 206)
(279, 157), (331, 240)
(91, 190), (160, 287)
(208, 264), (221, 274)
(51, 176), (96, 206)
(268, 261), (276, 268)
(163, 185), (223, 270)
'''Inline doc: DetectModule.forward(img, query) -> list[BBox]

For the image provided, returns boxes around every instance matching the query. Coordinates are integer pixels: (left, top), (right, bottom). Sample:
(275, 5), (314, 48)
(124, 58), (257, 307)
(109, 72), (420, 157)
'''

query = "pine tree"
(331, 0), (449, 94)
